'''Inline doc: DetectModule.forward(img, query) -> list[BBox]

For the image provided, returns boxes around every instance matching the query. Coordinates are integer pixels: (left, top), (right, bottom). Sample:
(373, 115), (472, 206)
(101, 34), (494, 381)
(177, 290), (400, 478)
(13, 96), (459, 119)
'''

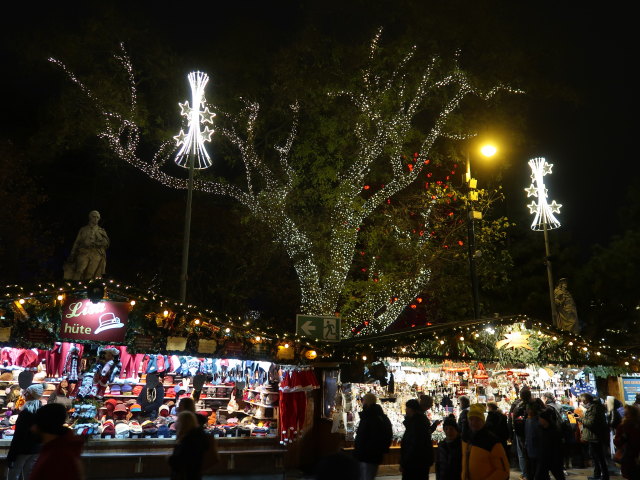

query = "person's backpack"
(201, 434), (220, 472)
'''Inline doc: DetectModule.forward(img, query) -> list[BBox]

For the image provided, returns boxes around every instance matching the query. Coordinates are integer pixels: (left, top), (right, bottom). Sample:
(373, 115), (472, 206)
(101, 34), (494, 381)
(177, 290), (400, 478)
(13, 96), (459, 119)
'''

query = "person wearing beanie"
(354, 393), (393, 480)
(6, 383), (45, 480)
(436, 414), (462, 480)
(29, 403), (84, 480)
(400, 399), (432, 480)
(461, 403), (509, 480)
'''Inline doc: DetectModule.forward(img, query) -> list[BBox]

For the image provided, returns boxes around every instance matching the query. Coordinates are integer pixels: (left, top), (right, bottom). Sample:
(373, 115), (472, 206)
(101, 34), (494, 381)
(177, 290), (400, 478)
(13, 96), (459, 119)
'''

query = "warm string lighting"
(50, 36), (523, 336)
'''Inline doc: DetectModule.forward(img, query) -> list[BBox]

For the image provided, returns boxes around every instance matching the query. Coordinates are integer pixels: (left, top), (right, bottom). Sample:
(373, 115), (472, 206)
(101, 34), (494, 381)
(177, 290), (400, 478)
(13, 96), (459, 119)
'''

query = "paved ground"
(109, 466), (624, 479)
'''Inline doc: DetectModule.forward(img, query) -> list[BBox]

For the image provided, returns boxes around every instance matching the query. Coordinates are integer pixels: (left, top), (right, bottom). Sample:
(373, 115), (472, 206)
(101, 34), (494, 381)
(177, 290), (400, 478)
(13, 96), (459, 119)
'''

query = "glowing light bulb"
(130, 300), (136, 306)
(480, 145), (497, 157)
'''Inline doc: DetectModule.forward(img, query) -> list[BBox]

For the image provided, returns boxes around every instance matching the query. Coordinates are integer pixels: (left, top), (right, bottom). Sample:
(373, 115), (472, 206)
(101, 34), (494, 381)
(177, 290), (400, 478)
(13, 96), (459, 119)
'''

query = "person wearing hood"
(29, 402), (85, 480)
(400, 399), (432, 480)
(6, 383), (45, 480)
(436, 414), (462, 480)
(137, 373), (165, 420)
(354, 393), (393, 480)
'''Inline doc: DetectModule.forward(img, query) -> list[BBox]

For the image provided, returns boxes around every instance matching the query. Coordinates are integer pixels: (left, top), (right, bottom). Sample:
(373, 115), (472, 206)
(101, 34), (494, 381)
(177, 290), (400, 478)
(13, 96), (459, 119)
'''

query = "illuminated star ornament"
(525, 157), (561, 231)
(173, 71), (215, 169)
(495, 331), (533, 350)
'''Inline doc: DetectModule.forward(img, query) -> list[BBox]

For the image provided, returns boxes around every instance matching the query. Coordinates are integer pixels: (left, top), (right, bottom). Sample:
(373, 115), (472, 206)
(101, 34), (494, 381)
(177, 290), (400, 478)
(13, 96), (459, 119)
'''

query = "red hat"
(114, 403), (127, 413)
(105, 399), (118, 409)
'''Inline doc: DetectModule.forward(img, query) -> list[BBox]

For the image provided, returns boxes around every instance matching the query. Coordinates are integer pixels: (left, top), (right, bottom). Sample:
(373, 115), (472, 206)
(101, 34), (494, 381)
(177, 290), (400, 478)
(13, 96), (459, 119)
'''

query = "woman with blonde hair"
(168, 411), (209, 480)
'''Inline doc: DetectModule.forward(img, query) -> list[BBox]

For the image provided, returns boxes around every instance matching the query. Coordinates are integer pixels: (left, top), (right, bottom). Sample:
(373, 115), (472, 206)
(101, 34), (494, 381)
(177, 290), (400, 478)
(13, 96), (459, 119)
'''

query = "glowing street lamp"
(174, 71), (215, 302)
(525, 157), (562, 325)
(465, 143), (498, 320)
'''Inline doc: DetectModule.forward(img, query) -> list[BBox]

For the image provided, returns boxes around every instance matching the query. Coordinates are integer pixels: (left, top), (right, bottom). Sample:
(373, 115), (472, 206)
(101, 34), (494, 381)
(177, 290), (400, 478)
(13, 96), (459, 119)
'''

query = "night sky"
(0, 1), (634, 313)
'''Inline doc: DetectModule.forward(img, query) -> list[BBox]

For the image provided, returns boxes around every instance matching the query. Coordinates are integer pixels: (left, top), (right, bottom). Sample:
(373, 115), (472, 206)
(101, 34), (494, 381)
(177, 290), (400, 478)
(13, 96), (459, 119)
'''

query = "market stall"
(0, 280), (323, 477)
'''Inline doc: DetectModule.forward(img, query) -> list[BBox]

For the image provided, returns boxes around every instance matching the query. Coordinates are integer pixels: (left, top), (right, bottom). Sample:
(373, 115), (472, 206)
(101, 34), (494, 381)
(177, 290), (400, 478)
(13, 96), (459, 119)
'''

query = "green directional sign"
(296, 314), (341, 342)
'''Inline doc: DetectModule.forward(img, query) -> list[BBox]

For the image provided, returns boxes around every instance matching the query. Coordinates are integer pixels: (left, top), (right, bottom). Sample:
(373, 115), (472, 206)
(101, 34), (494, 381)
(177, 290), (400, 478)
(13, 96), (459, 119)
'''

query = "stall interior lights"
(130, 300), (136, 306)
(57, 295), (64, 301)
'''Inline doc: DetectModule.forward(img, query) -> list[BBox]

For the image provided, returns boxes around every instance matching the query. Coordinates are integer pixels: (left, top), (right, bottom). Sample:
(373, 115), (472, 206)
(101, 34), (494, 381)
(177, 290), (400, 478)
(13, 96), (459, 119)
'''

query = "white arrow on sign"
(301, 320), (317, 336)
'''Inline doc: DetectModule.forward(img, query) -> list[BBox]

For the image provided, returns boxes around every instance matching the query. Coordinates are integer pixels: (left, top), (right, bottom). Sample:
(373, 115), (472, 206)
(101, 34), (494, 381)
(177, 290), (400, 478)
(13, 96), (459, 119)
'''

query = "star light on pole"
(174, 71), (215, 303)
(525, 156), (561, 326)
(174, 71), (215, 169)
(526, 157), (561, 231)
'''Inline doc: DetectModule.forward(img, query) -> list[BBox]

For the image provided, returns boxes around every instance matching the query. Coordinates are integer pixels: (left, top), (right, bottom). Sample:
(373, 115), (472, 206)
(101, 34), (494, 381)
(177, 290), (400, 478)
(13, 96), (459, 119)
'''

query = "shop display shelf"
(245, 401), (278, 408)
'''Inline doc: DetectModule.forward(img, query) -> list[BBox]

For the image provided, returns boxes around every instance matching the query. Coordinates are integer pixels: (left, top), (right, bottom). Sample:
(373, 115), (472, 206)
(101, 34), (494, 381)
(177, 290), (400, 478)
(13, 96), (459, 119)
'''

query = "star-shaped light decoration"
(174, 71), (214, 170)
(495, 331), (533, 350)
(524, 157), (561, 231)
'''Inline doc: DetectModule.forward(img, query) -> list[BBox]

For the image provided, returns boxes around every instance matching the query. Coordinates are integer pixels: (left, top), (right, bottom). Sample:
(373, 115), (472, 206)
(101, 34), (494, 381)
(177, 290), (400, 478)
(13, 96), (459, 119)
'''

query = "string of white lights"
(50, 32), (521, 334)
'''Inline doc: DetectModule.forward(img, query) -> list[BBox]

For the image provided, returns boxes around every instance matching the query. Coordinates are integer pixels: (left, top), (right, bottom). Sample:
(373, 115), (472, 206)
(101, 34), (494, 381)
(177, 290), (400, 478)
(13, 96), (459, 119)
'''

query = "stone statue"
(554, 278), (580, 334)
(64, 210), (110, 281)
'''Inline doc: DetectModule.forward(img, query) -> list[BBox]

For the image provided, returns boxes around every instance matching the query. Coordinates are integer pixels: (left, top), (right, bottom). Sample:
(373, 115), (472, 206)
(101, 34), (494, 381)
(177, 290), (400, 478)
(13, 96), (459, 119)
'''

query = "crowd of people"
(349, 390), (640, 480)
(5, 382), (219, 480)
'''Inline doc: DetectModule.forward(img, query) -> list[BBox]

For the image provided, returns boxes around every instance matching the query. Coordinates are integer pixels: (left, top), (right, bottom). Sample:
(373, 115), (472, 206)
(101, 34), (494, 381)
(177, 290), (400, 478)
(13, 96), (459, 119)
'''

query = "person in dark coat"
(354, 393), (393, 480)
(6, 383), (43, 480)
(613, 405), (640, 480)
(169, 411), (209, 480)
(509, 387), (532, 480)
(458, 396), (471, 441)
(137, 373), (165, 420)
(579, 394), (609, 480)
(436, 414), (462, 480)
(401, 399), (432, 480)
(536, 406), (566, 480)
(29, 403), (85, 480)
(485, 402), (510, 456)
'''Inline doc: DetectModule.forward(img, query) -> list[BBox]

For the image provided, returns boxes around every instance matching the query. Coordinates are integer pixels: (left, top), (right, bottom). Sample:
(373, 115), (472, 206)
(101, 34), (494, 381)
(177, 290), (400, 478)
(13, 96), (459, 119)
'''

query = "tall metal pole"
(466, 151), (480, 320)
(180, 151), (195, 303)
(543, 220), (557, 326)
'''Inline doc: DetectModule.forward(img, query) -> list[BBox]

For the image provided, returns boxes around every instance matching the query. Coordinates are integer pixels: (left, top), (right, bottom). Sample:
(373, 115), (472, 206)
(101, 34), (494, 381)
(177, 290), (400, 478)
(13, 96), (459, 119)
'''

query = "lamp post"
(464, 144), (497, 320)
(173, 71), (216, 303)
(525, 157), (562, 326)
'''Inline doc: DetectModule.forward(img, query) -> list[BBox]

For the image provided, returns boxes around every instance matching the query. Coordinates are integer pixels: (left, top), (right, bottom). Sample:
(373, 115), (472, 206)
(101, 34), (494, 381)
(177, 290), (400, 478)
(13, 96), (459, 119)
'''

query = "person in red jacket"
(29, 403), (85, 480)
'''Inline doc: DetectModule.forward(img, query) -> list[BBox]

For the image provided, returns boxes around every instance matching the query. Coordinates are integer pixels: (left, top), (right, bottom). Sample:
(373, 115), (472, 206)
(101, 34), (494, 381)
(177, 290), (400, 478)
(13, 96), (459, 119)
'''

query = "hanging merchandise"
(278, 367), (319, 445)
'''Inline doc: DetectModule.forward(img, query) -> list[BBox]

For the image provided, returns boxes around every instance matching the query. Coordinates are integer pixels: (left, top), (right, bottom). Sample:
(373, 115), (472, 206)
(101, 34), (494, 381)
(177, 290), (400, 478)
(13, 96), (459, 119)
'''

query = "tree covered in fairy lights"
(50, 31), (519, 335)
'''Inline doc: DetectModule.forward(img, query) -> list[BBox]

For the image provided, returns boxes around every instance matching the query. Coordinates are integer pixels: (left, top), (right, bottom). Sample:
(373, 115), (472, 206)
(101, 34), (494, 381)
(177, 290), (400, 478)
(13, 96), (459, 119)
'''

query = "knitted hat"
(442, 414), (459, 430)
(105, 399), (118, 409)
(115, 423), (130, 438)
(468, 404), (486, 421)
(121, 384), (133, 395)
(159, 405), (170, 416)
(114, 403), (127, 413)
(25, 383), (46, 399)
(129, 421), (142, 434)
(130, 404), (142, 413)
(132, 385), (143, 396)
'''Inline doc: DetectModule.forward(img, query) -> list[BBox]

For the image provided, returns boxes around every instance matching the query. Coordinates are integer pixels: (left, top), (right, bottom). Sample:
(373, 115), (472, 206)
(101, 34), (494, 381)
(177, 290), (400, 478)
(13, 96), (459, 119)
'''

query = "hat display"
(115, 423), (130, 439)
(129, 421), (142, 434)
(95, 313), (125, 335)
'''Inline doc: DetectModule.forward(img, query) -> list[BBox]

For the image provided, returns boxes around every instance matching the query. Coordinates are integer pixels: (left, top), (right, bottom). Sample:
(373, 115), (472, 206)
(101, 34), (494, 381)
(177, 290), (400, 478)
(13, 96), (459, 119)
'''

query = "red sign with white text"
(60, 299), (130, 344)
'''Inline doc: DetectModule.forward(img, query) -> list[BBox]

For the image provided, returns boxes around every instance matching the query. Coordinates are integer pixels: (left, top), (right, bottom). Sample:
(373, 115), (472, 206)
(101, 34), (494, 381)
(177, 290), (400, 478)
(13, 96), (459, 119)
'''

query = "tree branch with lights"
(50, 33), (520, 335)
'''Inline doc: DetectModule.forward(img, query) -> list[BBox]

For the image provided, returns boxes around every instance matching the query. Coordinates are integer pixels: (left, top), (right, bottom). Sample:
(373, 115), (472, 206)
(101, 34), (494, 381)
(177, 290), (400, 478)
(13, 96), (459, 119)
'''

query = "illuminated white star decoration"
(173, 71), (215, 169)
(525, 157), (561, 231)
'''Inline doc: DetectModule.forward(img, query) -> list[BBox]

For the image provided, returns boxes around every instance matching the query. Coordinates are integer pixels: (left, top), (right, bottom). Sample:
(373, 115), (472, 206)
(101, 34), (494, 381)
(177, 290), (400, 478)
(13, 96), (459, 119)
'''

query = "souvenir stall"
(0, 281), (323, 478)
(329, 316), (637, 465)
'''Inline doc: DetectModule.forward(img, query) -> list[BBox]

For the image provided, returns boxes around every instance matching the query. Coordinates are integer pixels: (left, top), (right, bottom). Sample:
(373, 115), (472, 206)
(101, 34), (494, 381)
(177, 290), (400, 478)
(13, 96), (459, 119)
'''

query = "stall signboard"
(0, 327), (11, 342)
(296, 314), (341, 342)
(60, 298), (130, 343)
(621, 376), (640, 403)
(167, 336), (187, 351)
